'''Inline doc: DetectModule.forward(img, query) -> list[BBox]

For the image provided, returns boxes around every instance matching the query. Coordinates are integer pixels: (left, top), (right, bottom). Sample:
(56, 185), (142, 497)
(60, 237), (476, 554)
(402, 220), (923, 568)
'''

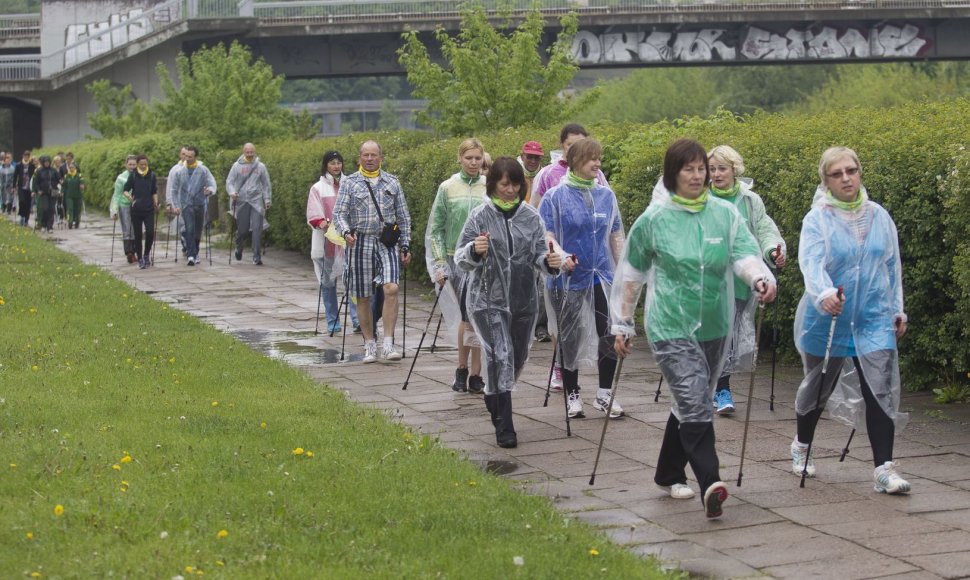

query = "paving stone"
(772, 499), (907, 526)
(569, 508), (645, 527)
(813, 515), (953, 541)
(858, 529), (970, 557)
(601, 522), (680, 545)
(920, 509), (970, 532)
(902, 551), (970, 579)
(643, 502), (784, 535)
(764, 551), (916, 579)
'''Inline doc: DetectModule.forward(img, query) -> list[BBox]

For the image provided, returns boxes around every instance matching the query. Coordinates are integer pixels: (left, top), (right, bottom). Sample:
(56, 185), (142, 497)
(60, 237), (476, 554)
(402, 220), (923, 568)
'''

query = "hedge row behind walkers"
(55, 99), (970, 390)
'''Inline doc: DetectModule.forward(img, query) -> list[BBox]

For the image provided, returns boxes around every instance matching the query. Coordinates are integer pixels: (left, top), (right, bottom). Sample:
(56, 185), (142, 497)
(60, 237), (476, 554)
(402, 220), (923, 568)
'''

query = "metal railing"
(0, 13), (39, 39)
(0, 54), (41, 80)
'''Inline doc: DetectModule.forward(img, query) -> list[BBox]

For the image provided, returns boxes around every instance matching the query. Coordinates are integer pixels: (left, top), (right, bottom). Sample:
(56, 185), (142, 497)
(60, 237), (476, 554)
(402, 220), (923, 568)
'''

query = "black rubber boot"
(484, 393), (499, 428)
(495, 391), (517, 449)
(452, 367), (469, 393)
(467, 375), (485, 395)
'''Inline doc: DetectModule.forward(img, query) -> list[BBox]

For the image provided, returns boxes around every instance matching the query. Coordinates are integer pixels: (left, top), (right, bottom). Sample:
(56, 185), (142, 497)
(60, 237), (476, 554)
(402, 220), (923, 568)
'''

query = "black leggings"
(796, 356), (895, 466)
(131, 211), (155, 261)
(562, 284), (617, 394)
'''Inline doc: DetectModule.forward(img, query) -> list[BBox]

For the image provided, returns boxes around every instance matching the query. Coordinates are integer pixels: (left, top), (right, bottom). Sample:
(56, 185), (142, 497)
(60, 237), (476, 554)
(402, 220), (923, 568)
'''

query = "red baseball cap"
(521, 141), (543, 156)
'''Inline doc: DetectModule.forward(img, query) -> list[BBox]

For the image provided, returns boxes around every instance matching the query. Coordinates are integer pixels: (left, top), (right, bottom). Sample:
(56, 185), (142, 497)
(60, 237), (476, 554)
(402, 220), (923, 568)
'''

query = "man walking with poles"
(333, 140), (412, 363)
(167, 146), (216, 266)
(226, 143), (273, 265)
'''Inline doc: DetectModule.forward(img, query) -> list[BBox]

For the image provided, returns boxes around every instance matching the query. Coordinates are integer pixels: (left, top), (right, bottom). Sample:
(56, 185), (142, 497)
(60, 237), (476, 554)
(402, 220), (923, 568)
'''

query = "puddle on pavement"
(231, 328), (363, 364)
(472, 459), (519, 475)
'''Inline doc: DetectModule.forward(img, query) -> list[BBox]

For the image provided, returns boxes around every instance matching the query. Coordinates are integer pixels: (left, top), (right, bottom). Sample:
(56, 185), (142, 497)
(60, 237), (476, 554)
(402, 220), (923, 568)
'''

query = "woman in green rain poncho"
(611, 139), (776, 519)
(426, 138), (489, 394)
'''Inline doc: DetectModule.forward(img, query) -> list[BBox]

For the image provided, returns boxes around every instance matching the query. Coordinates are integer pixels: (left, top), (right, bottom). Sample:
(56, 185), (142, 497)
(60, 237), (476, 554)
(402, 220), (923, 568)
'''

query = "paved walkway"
(27, 214), (970, 579)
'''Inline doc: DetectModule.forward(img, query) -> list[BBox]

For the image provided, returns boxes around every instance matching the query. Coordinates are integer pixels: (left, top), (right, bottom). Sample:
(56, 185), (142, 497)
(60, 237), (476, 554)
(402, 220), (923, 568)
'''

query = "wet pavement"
(24, 214), (970, 579)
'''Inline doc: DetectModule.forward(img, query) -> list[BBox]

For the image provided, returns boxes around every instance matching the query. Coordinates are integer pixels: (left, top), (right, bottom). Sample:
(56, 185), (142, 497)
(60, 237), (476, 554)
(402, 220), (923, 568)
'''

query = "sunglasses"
(826, 167), (860, 180)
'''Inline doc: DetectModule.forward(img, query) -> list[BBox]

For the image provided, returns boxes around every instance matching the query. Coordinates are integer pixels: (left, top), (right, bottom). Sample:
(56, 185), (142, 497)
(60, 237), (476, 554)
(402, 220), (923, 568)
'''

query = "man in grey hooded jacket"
(226, 143), (273, 265)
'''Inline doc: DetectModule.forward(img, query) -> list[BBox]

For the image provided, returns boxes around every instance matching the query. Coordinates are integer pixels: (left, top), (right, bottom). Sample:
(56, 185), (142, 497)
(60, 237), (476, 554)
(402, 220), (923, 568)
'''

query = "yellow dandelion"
(216, 561), (225, 567)
(292, 447), (304, 456)
(468, 480), (478, 487)
(54, 504), (64, 516)
(26, 531), (33, 540)
(31, 365), (38, 372)
(185, 566), (194, 574)
(125, 358), (132, 364)
(9, 463), (16, 469)
(168, 357), (176, 363)
(211, 401), (219, 407)
(30, 572), (41, 578)
(260, 421), (267, 429)
(216, 529), (229, 539)
(589, 548), (599, 556)
(120, 454), (132, 464)
(29, 307), (37, 314)
(0, 297), (5, 305)
(306, 451), (314, 458)
(112, 464), (121, 471)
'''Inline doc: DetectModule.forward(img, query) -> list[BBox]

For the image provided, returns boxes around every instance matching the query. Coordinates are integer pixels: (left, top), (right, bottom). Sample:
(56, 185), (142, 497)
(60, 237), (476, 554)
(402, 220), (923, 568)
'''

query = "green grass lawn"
(0, 221), (673, 578)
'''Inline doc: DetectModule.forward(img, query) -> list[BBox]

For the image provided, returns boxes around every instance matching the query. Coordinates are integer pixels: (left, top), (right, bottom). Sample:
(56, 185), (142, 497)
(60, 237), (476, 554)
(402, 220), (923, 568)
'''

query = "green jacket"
(109, 170), (131, 215)
(623, 195), (762, 343)
(61, 172), (84, 199)
(425, 172), (486, 279)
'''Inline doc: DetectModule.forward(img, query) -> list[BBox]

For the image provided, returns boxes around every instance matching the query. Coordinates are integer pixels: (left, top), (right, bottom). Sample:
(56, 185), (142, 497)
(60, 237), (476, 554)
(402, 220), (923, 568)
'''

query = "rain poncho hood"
(455, 201), (558, 394)
(227, 155), (273, 218)
(610, 181), (773, 421)
(306, 173), (345, 282)
(539, 180), (624, 370)
(425, 171), (487, 347)
(794, 184), (908, 431)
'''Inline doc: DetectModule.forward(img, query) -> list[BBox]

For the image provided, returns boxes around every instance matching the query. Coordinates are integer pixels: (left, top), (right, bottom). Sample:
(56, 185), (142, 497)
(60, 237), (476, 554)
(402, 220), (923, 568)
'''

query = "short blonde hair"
(458, 137), (484, 159)
(818, 146), (862, 184)
(482, 151), (492, 171)
(707, 145), (745, 177)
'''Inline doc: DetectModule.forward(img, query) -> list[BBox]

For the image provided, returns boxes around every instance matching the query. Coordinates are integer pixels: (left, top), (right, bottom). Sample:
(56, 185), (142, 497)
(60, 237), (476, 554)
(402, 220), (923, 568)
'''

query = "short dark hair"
(185, 146), (199, 156)
(136, 154), (149, 163)
(663, 138), (709, 193)
(486, 157), (527, 201)
(559, 123), (588, 145)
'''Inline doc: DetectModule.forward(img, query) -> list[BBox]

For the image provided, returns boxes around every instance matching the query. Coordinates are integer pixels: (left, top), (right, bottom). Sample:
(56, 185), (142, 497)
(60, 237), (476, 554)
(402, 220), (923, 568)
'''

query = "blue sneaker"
(714, 389), (735, 415)
(328, 324), (342, 334)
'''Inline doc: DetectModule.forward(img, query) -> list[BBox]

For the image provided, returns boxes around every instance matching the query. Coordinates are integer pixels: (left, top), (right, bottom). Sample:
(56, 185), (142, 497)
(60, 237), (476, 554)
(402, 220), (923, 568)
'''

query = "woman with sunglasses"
(790, 146), (911, 494)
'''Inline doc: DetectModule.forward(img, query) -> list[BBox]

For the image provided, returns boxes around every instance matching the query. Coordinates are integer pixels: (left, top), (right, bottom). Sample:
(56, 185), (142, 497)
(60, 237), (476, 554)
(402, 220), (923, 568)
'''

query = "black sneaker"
(253, 257), (263, 266)
(235, 249), (242, 261)
(452, 368), (469, 393)
(467, 375), (485, 395)
(535, 326), (550, 342)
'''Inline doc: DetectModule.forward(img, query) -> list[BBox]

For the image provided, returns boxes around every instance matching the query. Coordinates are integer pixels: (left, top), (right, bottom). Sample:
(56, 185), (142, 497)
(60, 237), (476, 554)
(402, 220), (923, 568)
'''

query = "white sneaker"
(791, 439), (816, 477)
(550, 364), (563, 391)
(382, 343), (402, 361)
(567, 392), (585, 418)
(658, 483), (695, 499)
(874, 461), (911, 494)
(593, 389), (625, 418)
(362, 341), (377, 364)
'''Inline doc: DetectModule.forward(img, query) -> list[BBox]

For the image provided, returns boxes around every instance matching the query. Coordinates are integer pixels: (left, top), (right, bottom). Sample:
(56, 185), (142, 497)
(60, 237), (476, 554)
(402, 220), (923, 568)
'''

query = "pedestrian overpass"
(2, 0), (969, 147)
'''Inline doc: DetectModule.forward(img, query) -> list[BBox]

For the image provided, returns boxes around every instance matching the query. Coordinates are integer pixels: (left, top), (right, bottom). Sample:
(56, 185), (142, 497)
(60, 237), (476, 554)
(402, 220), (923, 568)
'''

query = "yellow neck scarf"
(137, 166), (149, 176)
(186, 161), (198, 169)
(67, 168), (77, 177)
(359, 165), (380, 179)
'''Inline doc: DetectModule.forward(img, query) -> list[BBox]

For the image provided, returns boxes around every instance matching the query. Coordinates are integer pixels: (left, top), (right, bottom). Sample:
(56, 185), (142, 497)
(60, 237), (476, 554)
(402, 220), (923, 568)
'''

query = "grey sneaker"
(382, 343), (401, 361)
(874, 461), (911, 494)
(363, 341), (377, 364)
(791, 440), (816, 477)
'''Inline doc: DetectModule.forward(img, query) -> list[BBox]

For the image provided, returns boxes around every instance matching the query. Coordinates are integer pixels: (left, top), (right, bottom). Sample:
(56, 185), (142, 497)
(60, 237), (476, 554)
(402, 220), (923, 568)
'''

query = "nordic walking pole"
(205, 198), (212, 266)
(402, 286), (443, 390)
(801, 285), (843, 488)
(329, 292), (345, 338)
(340, 292), (349, 361)
(314, 278), (324, 335)
(164, 209), (172, 259)
(110, 218), (117, 262)
(654, 375), (664, 403)
(769, 243), (782, 411)
(402, 256), (408, 358)
(542, 343), (558, 408)
(174, 213), (180, 263)
(839, 429), (856, 462)
(590, 338), (629, 485)
(228, 201), (236, 265)
(737, 301), (767, 487)
(151, 204), (159, 265)
(429, 313), (443, 353)
(552, 242), (577, 437)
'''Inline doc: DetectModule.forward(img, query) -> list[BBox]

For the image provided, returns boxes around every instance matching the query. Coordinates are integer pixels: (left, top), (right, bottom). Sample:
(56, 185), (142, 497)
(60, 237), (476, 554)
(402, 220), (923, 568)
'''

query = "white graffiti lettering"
(64, 10), (152, 68)
(573, 23), (929, 64)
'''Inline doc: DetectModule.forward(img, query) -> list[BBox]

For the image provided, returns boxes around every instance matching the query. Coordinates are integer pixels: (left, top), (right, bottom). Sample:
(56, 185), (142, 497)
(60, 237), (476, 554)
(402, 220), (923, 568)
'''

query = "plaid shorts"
(347, 234), (400, 298)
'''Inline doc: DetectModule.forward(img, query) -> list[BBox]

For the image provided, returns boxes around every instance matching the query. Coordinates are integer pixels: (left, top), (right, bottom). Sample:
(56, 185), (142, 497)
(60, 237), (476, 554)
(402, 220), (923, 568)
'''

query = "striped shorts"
(347, 234), (400, 298)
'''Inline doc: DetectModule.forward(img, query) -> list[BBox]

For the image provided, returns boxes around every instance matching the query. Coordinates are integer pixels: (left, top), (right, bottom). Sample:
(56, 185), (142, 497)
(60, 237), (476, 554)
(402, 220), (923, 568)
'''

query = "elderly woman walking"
(612, 139), (776, 518)
(790, 146), (911, 494)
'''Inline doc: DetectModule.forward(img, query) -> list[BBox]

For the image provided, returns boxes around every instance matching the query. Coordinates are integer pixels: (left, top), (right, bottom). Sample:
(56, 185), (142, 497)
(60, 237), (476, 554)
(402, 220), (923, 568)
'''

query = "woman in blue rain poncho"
(455, 158), (562, 449)
(539, 138), (626, 420)
(790, 146), (911, 495)
(707, 145), (787, 415)
(612, 139), (776, 518)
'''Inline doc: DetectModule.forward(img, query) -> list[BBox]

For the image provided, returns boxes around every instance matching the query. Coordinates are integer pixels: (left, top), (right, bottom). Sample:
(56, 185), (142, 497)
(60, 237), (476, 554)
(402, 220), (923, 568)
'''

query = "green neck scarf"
(459, 170), (479, 185)
(670, 190), (709, 212)
(565, 170), (595, 190)
(523, 165), (540, 179)
(710, 181), (740, 199)
(491, 196), (520, 212)
(825, 188), (866, 211)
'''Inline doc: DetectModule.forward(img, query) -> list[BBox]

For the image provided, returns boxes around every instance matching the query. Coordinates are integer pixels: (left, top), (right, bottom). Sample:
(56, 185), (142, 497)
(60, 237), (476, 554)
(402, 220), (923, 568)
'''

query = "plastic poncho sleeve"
(798, 209), (838, 314)
(426, 183), (451, 281)
(610, 210), (653, 339)
(745, 191), (786, 264)
(109, 172), (128, 216)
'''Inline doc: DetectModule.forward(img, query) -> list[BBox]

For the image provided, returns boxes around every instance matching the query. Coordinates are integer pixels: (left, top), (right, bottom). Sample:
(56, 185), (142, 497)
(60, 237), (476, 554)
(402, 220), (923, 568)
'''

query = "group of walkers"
(305, 128), (912, 519)
(1, 149), (85, 231)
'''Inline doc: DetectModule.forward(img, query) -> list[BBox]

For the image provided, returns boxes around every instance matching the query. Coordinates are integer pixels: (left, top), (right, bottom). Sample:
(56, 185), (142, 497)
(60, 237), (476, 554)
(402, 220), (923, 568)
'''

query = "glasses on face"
(826, 167), (860, 180)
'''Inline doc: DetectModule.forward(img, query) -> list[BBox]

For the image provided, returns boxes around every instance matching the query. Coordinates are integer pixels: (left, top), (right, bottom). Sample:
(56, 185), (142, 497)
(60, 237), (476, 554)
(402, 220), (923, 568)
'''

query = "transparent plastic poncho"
(306, 175), (345, 287)
(538, 181), (624, 371)
(425, 172), (487, 348)
(610, 181), (773, 422)
(455, 201), (558, 394)
(794, 185), (908, 432)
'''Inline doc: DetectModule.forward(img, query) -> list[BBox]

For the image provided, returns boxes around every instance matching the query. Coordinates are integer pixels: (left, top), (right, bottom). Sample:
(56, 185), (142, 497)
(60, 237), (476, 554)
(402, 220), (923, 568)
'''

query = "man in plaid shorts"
(333, 140), (412, 363)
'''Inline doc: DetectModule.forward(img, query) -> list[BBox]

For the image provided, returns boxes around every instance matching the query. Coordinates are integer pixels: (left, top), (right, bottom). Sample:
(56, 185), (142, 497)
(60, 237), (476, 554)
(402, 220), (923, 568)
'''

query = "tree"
(397, 4), (579, 136)
(85, 79), (157, 139)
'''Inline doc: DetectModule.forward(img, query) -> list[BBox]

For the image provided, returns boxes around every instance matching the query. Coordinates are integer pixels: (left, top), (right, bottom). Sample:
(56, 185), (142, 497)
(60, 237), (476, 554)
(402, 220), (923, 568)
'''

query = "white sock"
(365, 339), (376, 348)
(383, 337), (393, 349)
(597, 388), (612, 400)
(793, 438), (808, 448)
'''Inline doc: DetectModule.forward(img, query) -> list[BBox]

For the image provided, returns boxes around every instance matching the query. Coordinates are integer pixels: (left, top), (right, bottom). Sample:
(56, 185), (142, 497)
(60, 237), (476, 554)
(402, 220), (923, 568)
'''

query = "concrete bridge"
(2, 0), (970, 148)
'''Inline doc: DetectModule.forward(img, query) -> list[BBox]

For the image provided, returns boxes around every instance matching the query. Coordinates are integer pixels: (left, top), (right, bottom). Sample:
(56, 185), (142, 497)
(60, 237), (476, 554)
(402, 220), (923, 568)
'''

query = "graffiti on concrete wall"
(63, 9), (155, 68)
(572, 23), (931, 65)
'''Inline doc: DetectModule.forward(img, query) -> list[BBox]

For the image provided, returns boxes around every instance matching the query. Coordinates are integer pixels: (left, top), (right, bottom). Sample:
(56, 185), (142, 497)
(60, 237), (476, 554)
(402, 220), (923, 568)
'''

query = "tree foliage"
(397, 3), (579, 136)
(86, 80), (157, 139)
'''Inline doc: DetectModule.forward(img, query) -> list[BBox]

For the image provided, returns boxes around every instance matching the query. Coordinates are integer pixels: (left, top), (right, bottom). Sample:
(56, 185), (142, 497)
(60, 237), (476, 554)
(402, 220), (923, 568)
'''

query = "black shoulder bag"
(365, 181), (401, 248)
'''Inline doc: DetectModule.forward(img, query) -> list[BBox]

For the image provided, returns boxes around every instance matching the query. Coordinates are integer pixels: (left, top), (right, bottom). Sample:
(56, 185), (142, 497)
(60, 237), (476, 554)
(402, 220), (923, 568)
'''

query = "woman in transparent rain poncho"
(707, 145), (787, 415)
(455, 158), (561, 449)
(425, 138), (488, 395)
(790, 146), (911, 494)
(612, 139), (776, 518)
(539, 138), (626, 419)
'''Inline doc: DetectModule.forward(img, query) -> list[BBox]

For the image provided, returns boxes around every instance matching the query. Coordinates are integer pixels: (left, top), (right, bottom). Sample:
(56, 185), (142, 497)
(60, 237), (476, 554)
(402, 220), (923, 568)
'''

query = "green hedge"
(48, 100), (970, 390)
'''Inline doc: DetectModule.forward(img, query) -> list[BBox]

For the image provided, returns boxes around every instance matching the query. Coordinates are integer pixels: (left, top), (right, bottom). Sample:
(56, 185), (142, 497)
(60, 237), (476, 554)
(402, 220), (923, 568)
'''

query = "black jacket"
(13, 162), (34, 191)
(31, 166), (60, 196)
(124, 170), (158, 214)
